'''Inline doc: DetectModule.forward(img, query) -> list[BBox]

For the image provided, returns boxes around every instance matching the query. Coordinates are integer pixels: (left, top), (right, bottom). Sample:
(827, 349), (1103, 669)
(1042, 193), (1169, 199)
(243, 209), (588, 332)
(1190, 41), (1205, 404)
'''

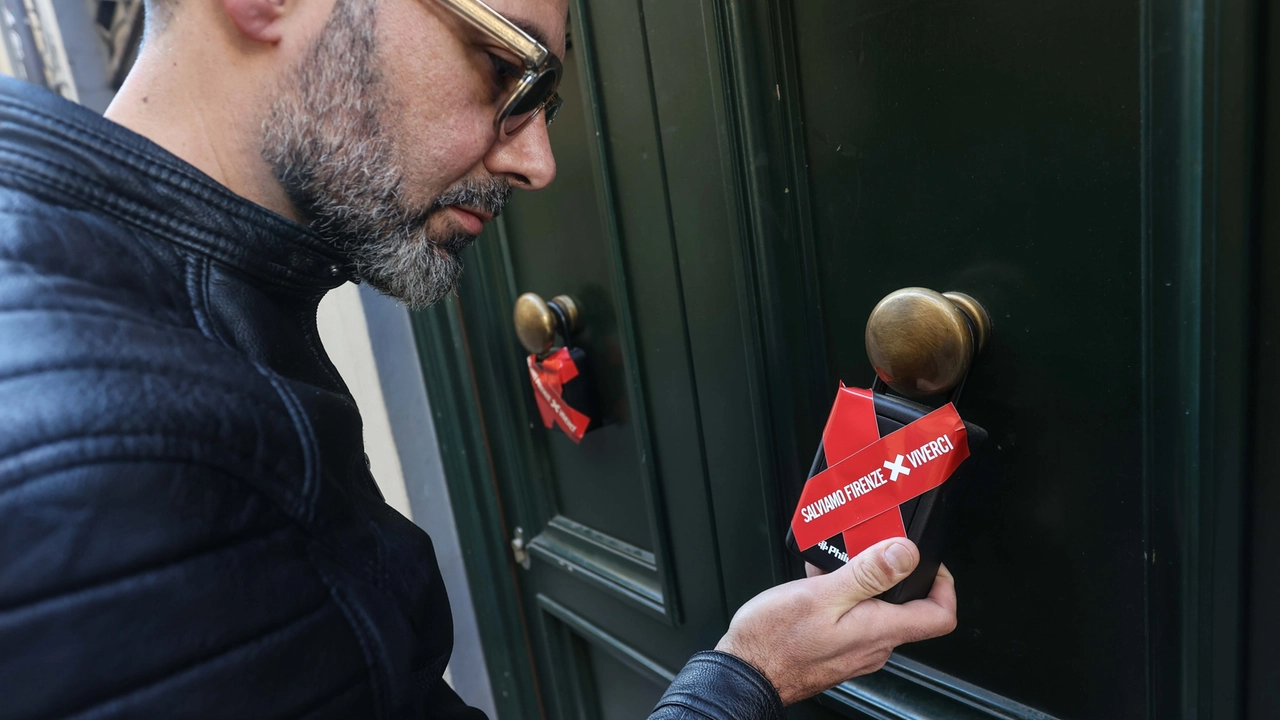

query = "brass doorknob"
(864, 288), (991, 398)
(514, 293), (580, 355)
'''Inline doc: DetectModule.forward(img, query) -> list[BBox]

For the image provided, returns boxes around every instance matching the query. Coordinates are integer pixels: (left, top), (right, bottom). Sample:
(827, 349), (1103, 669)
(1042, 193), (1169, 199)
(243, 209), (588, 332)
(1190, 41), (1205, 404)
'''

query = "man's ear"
(222, 0), (289, 43)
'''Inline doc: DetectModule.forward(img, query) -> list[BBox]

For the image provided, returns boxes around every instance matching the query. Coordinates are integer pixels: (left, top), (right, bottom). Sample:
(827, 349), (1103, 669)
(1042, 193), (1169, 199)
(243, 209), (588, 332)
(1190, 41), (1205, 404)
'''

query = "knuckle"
(851, 558), (890, 596)
(919, 607), (958, 639)
(940, 611), (958, 631)
(792, 587), (819, 613)
(899, 610), (957, 644)
(940, 611), (958, 635)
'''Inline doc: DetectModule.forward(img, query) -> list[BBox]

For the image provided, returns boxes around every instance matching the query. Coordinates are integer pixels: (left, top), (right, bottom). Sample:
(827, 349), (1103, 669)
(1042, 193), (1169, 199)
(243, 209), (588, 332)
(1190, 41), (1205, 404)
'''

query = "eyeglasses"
(437, 0), (564, 139)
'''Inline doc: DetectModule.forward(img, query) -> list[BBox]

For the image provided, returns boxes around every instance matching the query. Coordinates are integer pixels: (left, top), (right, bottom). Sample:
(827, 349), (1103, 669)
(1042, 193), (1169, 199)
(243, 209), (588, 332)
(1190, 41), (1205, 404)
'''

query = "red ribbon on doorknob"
(516, 293), (596, 443)
(527, 348), (592, 443)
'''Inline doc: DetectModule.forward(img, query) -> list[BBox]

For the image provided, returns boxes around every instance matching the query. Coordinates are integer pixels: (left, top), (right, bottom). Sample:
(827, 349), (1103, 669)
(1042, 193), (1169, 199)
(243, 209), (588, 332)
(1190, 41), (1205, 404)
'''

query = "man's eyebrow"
(509, 18), (545, 46)
(508, 17), (550, 49)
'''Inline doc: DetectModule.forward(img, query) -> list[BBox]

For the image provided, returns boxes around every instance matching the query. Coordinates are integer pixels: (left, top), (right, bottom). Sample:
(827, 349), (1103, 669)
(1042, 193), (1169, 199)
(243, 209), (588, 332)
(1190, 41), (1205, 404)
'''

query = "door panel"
(440, 0), (733, 716)
(496, 0), (688, 623)
(501, 24), (653, 551)
(791, 1), (1144, 717)
(500, 27), (652, 552)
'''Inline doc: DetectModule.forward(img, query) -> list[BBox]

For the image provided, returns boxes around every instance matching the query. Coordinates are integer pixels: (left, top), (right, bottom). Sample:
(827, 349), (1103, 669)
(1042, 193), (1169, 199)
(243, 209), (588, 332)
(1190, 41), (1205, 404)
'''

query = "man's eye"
(488, 54), (522, 83)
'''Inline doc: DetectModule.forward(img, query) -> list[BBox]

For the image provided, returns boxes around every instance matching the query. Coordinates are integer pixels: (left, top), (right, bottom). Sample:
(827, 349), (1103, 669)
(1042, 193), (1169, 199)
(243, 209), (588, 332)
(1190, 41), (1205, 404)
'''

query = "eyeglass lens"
(501, 69), (561, 136)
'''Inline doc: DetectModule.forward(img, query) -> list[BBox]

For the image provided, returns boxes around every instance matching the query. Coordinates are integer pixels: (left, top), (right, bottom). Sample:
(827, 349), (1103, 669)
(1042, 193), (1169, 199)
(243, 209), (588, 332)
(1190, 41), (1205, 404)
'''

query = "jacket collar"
(0, 76), (352, 291)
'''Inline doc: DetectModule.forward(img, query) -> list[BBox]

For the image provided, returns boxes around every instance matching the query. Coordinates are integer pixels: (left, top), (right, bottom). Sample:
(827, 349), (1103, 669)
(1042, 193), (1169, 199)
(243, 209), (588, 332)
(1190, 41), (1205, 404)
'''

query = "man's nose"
(484, 117), (557, 191)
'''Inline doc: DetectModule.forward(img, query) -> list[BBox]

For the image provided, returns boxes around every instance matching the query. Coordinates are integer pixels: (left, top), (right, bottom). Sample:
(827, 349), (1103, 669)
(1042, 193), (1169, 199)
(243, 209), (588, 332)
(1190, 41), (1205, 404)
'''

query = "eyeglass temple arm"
(436, 0), (549, 65)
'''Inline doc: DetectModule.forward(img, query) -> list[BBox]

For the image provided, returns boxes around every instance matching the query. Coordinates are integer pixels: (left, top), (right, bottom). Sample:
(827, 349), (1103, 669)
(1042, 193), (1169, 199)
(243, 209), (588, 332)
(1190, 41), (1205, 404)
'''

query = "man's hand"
(714, 538), (957, 705)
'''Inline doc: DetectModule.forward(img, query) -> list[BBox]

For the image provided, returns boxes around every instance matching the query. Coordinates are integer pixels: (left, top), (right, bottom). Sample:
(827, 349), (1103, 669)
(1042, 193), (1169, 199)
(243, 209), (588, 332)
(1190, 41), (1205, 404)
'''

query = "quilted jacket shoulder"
(0, 187), (381, 719)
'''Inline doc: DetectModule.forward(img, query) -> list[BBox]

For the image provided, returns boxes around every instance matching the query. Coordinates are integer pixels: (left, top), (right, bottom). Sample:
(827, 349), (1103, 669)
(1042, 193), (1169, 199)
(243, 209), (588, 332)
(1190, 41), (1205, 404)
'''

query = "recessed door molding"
(528, 515), (666, 619)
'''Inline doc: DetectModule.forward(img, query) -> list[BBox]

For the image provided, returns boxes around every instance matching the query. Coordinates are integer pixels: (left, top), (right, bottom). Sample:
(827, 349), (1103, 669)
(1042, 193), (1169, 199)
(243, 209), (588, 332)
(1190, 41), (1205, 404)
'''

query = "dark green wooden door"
(414, 0), (1262, 718)
(767, 1), (1149, 716)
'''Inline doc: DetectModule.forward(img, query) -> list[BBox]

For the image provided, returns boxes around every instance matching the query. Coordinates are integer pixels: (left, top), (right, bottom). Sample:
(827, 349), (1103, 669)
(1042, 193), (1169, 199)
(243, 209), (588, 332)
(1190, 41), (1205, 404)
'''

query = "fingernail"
(885, 542), (913, 574)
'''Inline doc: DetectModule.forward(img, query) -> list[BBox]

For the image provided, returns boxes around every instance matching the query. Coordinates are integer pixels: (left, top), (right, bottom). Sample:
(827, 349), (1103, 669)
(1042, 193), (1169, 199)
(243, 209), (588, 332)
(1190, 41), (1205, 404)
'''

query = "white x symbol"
(883, 454), (911, 482)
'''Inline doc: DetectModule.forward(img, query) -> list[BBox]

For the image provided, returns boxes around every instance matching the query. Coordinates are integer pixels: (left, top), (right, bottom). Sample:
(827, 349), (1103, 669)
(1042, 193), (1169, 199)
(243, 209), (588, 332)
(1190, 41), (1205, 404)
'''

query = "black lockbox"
(785, 391), (987, 604)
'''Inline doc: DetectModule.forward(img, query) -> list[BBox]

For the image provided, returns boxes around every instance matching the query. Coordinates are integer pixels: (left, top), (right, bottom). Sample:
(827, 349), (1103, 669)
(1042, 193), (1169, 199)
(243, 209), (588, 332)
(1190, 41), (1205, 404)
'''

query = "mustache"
(404, 177), (512, 256)
(430, 177), (512, 218)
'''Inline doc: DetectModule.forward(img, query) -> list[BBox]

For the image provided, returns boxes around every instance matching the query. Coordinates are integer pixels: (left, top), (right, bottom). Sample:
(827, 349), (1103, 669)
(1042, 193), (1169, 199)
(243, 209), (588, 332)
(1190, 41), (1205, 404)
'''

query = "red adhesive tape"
(792, 390), (969, 553)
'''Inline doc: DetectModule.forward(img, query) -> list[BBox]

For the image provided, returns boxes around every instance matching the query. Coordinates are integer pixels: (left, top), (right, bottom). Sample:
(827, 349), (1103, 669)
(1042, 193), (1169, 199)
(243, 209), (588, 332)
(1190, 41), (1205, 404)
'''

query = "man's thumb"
(826, 538), (919, 607)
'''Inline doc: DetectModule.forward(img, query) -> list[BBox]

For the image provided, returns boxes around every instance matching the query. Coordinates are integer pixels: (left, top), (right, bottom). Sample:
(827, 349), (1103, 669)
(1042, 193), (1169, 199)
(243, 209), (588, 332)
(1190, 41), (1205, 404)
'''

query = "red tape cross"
(822, 386), (906, 557)
(528, 348), (591, 443)
(792, 392), (969, 552)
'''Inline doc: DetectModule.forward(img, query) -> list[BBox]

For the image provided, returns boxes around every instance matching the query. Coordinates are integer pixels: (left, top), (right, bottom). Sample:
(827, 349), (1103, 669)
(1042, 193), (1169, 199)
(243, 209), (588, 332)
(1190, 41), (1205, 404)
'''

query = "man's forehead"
(488, 0), (569, 57)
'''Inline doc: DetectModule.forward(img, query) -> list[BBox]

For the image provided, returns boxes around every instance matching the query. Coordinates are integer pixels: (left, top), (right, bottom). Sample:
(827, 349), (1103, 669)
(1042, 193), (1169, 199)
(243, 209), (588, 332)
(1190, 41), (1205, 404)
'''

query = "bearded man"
(0, 0), (958, 716)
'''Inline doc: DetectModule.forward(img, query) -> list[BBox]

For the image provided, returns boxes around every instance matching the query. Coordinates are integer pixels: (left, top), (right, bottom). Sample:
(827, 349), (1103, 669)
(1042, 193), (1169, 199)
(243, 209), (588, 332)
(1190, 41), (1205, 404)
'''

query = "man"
(0, 0), (957, 716)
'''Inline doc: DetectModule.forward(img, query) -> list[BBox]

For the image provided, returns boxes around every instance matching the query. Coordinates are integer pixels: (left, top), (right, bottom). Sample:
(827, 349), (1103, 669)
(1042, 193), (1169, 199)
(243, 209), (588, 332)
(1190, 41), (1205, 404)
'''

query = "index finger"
(922, 563), (956, 616)
(874, 564), (958, 644)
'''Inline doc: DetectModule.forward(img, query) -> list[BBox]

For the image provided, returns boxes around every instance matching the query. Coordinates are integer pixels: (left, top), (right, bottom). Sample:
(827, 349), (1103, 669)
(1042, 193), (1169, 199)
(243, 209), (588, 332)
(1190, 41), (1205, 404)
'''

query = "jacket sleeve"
(649, 651), (784, 720)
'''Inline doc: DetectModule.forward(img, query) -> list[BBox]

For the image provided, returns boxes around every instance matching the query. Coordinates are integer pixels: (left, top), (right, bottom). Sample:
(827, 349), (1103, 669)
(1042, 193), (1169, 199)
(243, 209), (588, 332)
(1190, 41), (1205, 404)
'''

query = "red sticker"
(822, 385), (906, 556)
(792, 400), (969, 552)
(528, 348), (592, 443)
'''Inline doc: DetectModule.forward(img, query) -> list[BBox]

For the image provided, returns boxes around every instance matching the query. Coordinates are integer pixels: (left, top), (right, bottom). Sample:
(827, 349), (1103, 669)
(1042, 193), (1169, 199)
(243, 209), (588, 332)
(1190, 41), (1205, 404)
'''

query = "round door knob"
(864, 288), (991, 398)
(514, 293), (580, 355)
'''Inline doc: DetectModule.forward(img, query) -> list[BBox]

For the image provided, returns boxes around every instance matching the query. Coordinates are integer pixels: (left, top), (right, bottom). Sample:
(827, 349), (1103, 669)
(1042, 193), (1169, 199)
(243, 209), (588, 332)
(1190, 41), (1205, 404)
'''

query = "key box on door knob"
(787, 288), (992, 604)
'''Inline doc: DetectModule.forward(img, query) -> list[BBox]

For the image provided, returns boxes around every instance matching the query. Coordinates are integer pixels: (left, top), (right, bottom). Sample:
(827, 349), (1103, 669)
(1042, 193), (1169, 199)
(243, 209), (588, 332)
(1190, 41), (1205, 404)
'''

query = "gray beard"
(260, 0), (510, 308)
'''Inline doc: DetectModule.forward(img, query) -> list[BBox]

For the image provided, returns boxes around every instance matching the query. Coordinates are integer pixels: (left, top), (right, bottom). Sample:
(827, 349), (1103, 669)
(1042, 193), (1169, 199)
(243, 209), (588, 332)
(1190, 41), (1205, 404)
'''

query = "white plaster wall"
(316, 285), (479, 699)
(316, 283), (414, 520)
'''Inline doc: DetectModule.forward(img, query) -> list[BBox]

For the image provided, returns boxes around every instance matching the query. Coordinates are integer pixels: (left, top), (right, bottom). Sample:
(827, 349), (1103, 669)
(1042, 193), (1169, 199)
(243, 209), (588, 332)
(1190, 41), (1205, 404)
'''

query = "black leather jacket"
(0, 77), (782, 719)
